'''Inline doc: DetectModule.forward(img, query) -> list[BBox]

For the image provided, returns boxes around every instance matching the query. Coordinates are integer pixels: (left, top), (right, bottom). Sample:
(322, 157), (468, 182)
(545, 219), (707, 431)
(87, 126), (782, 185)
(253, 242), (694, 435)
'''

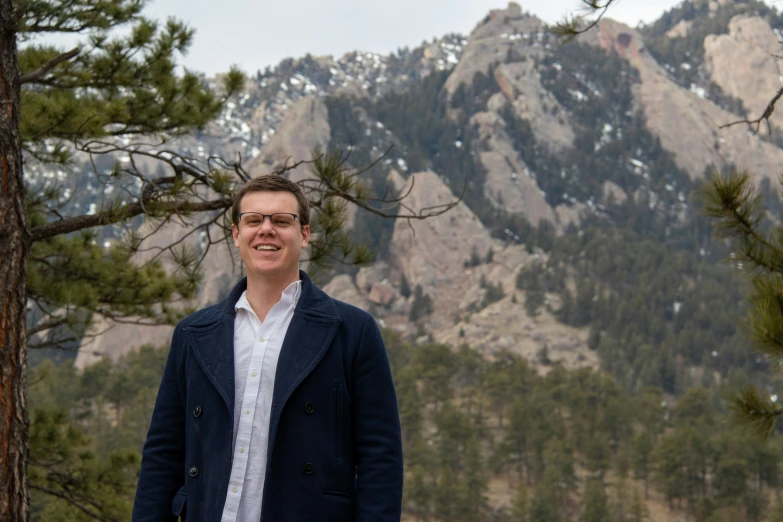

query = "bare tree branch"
(19, 47), (79, 84)
(720, 86), (783, 134)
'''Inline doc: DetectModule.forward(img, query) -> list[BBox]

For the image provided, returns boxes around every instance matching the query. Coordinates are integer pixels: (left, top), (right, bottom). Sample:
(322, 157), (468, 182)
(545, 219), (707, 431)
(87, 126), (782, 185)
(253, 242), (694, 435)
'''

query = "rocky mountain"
(70, 0), (783, 390)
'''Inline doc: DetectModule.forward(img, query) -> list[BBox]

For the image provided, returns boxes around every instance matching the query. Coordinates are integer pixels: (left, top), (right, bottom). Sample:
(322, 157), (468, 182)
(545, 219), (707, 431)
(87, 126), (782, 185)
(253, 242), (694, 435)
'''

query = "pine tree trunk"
(0, 1), (30, 520)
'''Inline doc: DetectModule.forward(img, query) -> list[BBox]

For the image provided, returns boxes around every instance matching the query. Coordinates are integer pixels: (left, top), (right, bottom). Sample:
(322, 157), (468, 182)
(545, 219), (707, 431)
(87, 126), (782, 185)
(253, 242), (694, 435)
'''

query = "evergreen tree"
(580, 478), (610, 522)
(512, 482), (529, 521)
(0, 2), (449, 517)
(627, 488), (649, 522)
(700, 171), (783, 436)
(632, 431), (654, 499)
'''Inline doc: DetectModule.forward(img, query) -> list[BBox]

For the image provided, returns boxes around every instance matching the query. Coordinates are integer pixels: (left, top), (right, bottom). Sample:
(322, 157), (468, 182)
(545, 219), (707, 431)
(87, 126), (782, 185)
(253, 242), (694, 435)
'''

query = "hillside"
(62, 0), (780, 385)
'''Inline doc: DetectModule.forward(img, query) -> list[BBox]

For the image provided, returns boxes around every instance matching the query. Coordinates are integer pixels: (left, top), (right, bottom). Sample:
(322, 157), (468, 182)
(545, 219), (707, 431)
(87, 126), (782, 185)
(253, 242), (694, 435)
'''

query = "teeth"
(255, 245), (278, 251)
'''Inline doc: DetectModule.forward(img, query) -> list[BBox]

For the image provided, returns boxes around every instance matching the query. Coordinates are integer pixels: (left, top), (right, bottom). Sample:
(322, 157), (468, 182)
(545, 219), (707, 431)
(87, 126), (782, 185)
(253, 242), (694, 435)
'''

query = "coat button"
(189, 466), (199, 477)
(304, 402), (315, 414)
(193, 405), (202, 418)
(303, 463), (315, 475)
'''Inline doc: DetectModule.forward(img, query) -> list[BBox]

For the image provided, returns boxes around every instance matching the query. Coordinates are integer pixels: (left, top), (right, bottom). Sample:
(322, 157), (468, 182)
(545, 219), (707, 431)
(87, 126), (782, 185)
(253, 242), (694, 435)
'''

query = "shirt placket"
(221, 283), (301, 522)
(222, 319), (270, 520)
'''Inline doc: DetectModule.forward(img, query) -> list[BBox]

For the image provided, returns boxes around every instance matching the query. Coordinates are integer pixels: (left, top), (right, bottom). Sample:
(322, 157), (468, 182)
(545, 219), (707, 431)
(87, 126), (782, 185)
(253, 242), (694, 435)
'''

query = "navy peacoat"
(132, 271), (403, 521)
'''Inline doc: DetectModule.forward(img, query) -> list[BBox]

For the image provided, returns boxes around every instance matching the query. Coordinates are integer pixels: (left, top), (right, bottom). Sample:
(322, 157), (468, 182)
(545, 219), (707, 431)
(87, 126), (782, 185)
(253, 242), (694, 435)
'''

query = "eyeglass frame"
(236, 212), (300, 228)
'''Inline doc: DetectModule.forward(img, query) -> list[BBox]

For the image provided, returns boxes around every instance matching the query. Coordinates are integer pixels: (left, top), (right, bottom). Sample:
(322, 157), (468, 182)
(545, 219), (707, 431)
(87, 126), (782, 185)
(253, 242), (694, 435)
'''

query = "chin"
(249, 263), (296, 278)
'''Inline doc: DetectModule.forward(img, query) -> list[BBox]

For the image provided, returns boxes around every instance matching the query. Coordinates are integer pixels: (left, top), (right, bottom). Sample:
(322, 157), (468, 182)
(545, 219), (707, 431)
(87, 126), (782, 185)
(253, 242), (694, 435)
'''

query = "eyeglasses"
(237, 212), (299, 228)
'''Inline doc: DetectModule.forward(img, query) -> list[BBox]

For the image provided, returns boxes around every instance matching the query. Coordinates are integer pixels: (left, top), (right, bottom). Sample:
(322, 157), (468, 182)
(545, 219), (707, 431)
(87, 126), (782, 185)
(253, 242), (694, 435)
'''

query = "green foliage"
(627, 488), (649, 521)
(525, 287), (545, 317)
(479, 280), (504, 310)
(535, 225), (753, 394)
(580, 479), (610, 522)
(28, 232), (198, 325)
(464, 245), (482, 268)
(728, 386), (782, 440)
(29, 331), (783, 521)
(28, 345), (167, 519)
(409, 284), (434, 322)
(16, 0), (249, 361)
(399, 272), (411, 299)
(29, 408), (139, 522)
(698, 170), (783, 437)
(17, 0), (243, 162)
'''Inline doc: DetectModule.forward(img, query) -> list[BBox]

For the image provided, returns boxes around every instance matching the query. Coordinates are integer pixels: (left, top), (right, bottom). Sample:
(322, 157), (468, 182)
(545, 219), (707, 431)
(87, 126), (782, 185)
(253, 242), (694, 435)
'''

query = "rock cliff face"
(495, 61), (575, 151)
(586, 18), (783, 185)
(471, 108), (557, 224)
(249, 95), (331, 183)
(389, 170), (491, 295)
(444, 3), (545, 96)
(704, 15), (783, 119)
(384, 170), (593, 366)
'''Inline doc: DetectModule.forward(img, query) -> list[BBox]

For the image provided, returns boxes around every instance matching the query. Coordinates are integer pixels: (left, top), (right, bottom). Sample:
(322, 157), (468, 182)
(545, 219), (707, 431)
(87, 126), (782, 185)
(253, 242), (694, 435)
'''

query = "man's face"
(231, 191), (310, 280)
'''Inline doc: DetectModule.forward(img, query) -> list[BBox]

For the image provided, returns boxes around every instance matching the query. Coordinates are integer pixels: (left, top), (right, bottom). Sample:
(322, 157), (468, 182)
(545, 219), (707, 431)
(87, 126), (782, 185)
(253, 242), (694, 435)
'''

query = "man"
(132, 175), (403, 522)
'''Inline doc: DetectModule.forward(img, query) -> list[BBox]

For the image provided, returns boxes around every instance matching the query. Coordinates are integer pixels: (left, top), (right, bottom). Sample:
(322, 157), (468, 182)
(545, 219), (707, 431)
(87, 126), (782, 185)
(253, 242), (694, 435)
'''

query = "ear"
(232, 223), (240, 247)
(300, 224), (310, 248)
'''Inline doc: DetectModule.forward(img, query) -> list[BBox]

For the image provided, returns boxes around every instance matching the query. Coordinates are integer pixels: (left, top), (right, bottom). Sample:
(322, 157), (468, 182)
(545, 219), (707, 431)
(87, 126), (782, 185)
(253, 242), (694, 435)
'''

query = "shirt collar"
(234, 279), (302, 314)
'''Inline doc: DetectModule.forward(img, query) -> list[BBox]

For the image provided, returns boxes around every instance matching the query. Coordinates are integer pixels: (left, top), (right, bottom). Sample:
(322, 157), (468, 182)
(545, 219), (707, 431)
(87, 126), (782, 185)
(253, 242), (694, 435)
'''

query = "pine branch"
(302, 148), (464, 220)
(551, 0), (616, 40)
(19, 47), (79, 84)
(729, 386), (783, 440)
(700, 171), (783, 272)
(29, 197), (232, 243)
(26, 316), (70, 336)
(17, 0), (145, 35)
(27, 483), (113, 522)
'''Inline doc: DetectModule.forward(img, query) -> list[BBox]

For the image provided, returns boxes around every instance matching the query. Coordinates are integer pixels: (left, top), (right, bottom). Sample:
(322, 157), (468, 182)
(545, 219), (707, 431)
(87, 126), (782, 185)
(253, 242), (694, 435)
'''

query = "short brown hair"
(232, 175), (310, 226)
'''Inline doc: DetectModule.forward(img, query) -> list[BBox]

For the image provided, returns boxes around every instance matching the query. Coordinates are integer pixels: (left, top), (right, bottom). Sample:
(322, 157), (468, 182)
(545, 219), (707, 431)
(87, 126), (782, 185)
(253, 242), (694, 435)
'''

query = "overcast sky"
(39, 0), (782, 76)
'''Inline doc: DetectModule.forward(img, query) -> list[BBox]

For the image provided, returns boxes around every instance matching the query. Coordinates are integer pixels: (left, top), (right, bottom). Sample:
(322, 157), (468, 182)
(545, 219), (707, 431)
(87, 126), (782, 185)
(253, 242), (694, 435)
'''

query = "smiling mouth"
(254, 245), (280, 251)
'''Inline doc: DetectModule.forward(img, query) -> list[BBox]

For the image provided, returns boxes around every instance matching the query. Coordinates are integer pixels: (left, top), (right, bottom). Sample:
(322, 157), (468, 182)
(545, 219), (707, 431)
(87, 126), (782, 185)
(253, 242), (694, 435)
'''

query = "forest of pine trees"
(27, 333), (783, 522)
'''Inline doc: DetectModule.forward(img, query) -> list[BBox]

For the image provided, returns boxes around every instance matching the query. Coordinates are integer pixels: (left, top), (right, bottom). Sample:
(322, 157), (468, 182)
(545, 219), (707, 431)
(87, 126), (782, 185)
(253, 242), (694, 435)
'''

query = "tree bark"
(0, 0), (30, 520)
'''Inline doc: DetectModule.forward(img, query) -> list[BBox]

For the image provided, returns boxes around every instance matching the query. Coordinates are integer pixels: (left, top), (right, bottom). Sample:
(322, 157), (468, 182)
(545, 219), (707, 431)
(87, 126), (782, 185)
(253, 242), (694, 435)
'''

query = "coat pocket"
(322, 489), (354, 503)
(331, 383), (342, 467)
(171, 485), (187, 519)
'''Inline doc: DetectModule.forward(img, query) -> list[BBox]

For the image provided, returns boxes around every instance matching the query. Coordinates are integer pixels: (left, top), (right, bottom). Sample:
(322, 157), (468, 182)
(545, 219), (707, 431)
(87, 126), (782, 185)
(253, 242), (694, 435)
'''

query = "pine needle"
(728, 386), (783, 440)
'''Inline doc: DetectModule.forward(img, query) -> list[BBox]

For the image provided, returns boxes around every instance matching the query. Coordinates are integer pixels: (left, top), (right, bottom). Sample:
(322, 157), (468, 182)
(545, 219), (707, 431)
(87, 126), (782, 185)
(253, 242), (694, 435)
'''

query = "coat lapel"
(187, 278), (247, 419)
(184, 272), (342, 460)
(267, 271), (341, 458)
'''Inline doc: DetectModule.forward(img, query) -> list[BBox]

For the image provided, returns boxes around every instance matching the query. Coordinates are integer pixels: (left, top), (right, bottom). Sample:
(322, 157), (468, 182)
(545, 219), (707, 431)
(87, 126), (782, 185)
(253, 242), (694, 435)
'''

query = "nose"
(256, 217), (276, 234)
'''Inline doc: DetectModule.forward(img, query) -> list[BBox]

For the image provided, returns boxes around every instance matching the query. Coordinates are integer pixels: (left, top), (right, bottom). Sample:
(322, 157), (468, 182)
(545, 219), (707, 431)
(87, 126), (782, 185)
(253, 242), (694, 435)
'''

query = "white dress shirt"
(220, 280), (301, 522)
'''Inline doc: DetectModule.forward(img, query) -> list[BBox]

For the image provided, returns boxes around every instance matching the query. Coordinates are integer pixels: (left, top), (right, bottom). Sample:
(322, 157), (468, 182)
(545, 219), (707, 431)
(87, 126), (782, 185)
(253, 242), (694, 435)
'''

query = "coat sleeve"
(132, 325), (187, 522)
(351, 314), (404, 522)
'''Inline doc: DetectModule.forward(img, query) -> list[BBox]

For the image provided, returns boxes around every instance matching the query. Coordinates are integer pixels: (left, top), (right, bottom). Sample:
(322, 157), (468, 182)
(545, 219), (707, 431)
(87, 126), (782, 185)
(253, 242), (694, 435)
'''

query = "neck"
(244, 270), (300, 322)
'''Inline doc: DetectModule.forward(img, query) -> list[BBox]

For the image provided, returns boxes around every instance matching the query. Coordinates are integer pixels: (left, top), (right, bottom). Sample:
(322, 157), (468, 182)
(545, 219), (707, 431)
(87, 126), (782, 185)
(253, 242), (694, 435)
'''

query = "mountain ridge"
(66, 1), (781, 394)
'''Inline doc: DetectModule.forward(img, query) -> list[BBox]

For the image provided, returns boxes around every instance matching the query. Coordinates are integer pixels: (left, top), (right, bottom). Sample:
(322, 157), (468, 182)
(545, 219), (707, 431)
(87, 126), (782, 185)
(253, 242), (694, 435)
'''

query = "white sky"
(37, 0), (783, 76)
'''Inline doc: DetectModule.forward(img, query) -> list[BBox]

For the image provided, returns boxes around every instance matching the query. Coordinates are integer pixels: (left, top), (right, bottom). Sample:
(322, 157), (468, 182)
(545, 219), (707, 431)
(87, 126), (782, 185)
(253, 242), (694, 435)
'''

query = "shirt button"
(232, 486), (238, 493)
(189, 466), (199, 477)
(239, 447), (245, 453)
(303, 463), (315, 475)
(193, 405), (202, 418)
(245, 409), (250, 414)
(259, 337), (265, 342)
(304, 403), (315, 414)
(251, 371), (257, 377)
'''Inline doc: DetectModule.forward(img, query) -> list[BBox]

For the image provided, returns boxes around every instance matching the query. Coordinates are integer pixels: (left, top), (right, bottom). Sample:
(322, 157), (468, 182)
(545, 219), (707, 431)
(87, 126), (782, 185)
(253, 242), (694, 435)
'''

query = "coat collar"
(185, 270), (342, 427)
